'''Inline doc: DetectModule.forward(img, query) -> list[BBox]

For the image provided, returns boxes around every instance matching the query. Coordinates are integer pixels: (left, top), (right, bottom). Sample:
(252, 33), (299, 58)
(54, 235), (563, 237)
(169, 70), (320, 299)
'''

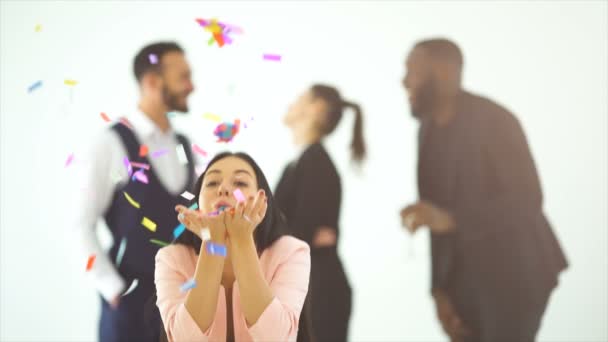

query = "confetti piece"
(167, 112), (178, 118)
(200, 228), (211, 241)
(28, 80), (42, 93)
(123, 157), (133, 177)
(181, 191), (195, 201)
(151, 149), (169, 158)
(233, 189), (246, 203)
(139, 145), (149, 157)
(123, 191), (140, 209)
(213, 120), (240, 143)
(263, 54), (281, 62)
(180, 279), (197, 292)
(86, 254), (96, 271)
(130, 162), (150, 170)
(65, 153), (75, 167)
(100, 112), (112, 122)
(173, 223), (186, 239)
(64, 79), (78, 86)
(149, 54), (158, 64)
(176, 144), (188, 165)
(189, 203), (199, 210)
(207, 36), (215, 46)
(142, 217), (157, 232)
(116, 238), (127, 267)
(35, 24), (42, 32)
(119, 117), (133, 129)
(150, 238), (169, 247)
(203, 113), (221, 122)
(206, 242), (227, 257)
(133, 170), (148, 184)
(192, 144), (207, 157)
(122, 279), (139, 296)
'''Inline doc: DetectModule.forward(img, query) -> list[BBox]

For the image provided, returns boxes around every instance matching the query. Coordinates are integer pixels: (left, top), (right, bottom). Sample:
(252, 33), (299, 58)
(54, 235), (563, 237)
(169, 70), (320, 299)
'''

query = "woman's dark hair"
(148, 152), (313, 342)
(310, 84), (366, 164)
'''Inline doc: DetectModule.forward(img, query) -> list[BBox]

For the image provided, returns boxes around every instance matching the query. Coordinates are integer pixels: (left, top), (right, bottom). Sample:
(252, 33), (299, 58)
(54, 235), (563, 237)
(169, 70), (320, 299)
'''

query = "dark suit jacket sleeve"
(290, 147), (340, 245)
(453, 108), (543, 241)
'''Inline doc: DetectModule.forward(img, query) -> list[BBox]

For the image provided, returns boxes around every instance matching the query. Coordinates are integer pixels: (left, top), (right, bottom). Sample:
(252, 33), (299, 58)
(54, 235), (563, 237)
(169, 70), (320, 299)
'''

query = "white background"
(1, 1), (606, 341)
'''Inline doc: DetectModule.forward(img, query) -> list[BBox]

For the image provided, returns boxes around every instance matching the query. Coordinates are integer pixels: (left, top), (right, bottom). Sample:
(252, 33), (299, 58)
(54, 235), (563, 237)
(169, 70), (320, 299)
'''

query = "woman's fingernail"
(178, 213), (185, 220)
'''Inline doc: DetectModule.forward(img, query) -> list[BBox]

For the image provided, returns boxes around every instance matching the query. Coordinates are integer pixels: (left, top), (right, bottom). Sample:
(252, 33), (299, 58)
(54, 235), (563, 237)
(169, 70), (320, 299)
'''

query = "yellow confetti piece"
(141, 217), (157, 232)
(64, 79), (78, 86)
(203, 113), (221, 122)
(123, 192), (140, 209)
(35, 24), (42, 32)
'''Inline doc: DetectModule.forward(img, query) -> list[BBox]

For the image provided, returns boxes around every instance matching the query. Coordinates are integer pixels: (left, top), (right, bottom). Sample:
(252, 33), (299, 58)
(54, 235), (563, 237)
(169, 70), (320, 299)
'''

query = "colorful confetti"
(173, 223), (186, 239)
(100, 112), (112, 122)
(122, 279), (139, 296)
(116, 238), (127, 267)
(263, 54), (281, 62)
(151, 149), (169, 158)
(35, 24), (42, 32)
(206, 242), (227, 257)
(192, 144), (208, 157)
(139, 145), (149, 157)
(181, 191), (195, 201)
(196, 18), (241, 47)
(65, 153), (75, 167)
(189, 203), (199, 210)
(28, 80), (42, 93)
(213, 119), (240, 143)
(176, 144), (188, 165)
(123, 191), (140, 209)
(149, 54), (158, 64)
(123, 157), (133, 177)
(64, 79), (78, 86)
(142, 217), (157, 232)
(180, 278), (197, 292)
(86, 254), (96, 271)
(150, 239), (169, 247)
(233, 189), (246, 203)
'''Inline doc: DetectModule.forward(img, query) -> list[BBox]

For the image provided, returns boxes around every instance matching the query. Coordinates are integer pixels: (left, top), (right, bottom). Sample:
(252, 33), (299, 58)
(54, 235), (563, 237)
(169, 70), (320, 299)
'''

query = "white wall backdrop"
(1, 1), (606, 341)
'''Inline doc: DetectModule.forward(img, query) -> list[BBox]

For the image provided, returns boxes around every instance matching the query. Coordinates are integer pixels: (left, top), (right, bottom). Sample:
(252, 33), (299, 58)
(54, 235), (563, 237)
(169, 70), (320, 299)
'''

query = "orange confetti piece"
(86, 254), (96, 271)
(139, 145), (149, 157)
(213, 33), (225, 47)
(100, 112), (111, 122)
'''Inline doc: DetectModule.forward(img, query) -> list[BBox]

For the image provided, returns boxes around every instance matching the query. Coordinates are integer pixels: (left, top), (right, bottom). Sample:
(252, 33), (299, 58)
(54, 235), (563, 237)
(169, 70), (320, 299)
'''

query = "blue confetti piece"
(115, 238), (127, 267)
(179, 279), (197, 292)
(173, 223), (186, 239)
(28, 80), (42, 93)
(206, 242), (227, 257)
(189, 203), (198, 210)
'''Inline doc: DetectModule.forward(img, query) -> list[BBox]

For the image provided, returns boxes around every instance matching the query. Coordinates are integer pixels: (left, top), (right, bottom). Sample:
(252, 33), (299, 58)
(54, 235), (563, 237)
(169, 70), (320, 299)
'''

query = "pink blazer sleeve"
(155, 246), (215, 342)
(248, 238), (311, 341)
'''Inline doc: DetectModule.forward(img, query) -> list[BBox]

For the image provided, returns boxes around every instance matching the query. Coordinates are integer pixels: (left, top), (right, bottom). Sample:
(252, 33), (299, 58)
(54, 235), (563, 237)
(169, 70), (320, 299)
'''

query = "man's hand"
(433, 289), (470, 342)
(400, 201), (456, 234)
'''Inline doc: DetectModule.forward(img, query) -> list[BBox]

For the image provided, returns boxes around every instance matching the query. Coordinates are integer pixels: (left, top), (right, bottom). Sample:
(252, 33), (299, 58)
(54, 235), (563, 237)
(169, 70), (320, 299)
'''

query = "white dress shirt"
(68, 109), (189, 301)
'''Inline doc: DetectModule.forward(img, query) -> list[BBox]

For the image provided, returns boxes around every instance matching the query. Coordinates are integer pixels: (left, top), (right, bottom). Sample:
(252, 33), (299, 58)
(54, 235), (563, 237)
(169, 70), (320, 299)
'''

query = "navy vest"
(103, 123), (196, 282)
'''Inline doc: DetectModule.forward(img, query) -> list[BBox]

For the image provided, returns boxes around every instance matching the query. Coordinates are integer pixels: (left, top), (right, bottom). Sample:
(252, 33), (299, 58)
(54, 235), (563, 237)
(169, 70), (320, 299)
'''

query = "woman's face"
(198, 156), (259, 215)
(284, 90), (326, 131)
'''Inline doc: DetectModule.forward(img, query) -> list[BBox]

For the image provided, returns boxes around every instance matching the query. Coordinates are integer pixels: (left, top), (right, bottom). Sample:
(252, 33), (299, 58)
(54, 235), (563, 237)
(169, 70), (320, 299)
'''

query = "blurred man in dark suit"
(400, 38), (568, 342)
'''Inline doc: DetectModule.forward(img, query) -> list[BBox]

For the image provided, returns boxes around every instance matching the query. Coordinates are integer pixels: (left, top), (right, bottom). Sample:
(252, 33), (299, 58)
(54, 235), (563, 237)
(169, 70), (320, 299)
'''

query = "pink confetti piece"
(192, 144), (208, 157)
(233, 188), (246, 203)
(130, 162), (150, 170)
(133, 170), (149, 184)
(123, 157), (133, 177)
(263, 54), (281, 62)
(65, 153), (75, 167)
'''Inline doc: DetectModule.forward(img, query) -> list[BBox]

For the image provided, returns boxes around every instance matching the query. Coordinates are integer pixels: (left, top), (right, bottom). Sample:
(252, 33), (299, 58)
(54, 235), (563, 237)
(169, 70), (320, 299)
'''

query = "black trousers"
(447, 263), (554, 342)
(309, 247), (352, 342)
(99, 277), (160, 342)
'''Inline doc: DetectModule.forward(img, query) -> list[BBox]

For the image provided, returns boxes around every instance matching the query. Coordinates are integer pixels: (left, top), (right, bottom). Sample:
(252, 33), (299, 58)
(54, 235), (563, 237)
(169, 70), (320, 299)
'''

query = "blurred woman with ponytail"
(275, 84), (366, 342)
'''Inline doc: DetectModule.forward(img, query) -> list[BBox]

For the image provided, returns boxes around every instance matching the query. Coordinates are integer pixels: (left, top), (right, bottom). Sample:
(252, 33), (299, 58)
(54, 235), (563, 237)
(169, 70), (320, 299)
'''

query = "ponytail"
(342, 100), (366, 164)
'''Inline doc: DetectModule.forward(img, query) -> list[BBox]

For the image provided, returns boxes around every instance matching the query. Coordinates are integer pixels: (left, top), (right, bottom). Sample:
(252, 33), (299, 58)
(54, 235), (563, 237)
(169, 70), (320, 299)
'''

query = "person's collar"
(127, 107), (174, 138)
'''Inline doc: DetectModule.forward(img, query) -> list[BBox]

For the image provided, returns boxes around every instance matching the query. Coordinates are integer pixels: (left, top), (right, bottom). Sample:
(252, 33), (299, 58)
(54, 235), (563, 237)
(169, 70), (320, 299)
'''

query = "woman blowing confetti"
(154, 152), (312, 342)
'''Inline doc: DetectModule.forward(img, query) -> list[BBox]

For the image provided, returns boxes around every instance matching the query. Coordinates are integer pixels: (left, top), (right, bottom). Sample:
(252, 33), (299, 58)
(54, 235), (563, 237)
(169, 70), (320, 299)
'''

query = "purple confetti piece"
(263, 54), (281, 62)
(149, 54), (158, 64)
(133, 170), (148, 184)
(123, 157), (133, 177)
(151, 149), (169, 158)
(64, 153), (75, 167)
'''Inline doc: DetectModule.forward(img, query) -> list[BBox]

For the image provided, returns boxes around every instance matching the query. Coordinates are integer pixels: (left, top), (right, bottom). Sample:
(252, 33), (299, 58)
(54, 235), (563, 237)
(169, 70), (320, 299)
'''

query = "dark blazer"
(419, 91), (568, 298)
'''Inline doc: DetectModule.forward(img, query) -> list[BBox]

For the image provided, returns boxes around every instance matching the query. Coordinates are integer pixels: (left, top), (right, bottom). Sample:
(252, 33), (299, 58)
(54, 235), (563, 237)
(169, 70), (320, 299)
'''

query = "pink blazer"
(155, 236), (310, 342)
